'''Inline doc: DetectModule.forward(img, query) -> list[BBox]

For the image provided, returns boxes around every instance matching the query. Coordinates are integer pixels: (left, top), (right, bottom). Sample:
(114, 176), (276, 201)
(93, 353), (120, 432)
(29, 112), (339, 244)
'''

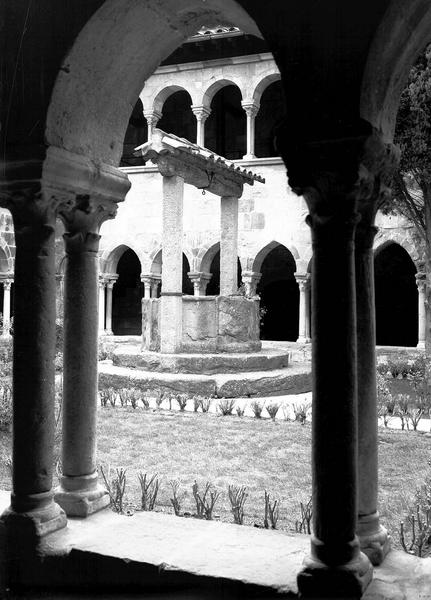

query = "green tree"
(388, 43), (431, 347)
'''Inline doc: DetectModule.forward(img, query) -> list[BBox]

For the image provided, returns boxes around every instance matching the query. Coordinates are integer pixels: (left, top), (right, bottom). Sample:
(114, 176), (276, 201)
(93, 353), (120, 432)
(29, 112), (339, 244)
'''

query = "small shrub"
(100, 465), (127, 514)
(217, 398), (236, 416)
(155, 390), (165, 409)
(399, 459), (431, 557)
(281, 404), (292, 421)
(0, 384), (12, 431)
(250, 400), (264, 419)
(199, 397), (212, 413)
(295, 496), (313, 534)
(192, 481), (220, 520)
(377, 372), (395, 427)
(98, 341), (116, 361)
(140, 391), (150, 410)
(292, 402), (310, 425)
(263, 490), (279, 529)
(137, 472), (159, 511)
(387, 357), (411, 379)
(266, 402), (280, 421)
(228, 485), (248, 525)
(395, 394), (411, 431)
(193, 395), (201, 412)
(376, 362), (389, 377)
(236, 404), (246, 417)
(118, 388), (129, 407)
(170, 480), (186, 516)
(176, 394), (188, 411)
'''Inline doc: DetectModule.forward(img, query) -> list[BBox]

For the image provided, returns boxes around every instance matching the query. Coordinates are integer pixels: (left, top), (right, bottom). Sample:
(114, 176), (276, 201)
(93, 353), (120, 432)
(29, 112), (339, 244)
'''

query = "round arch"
(0, 240), (13, 273)
(152, 85), (193, 114)
(374, 241), (418, 347)
(112, 247), (143, 335)
(199, 242), (220, 274)
(251, 71), (281, 105)
(361, 0), (431, 141)
(150, 248), (194, 295)
(45, 1), (260, 167)
(201, 78), (244, 109)
(101, 242), (144, 275)
(252, 240), (299, 274)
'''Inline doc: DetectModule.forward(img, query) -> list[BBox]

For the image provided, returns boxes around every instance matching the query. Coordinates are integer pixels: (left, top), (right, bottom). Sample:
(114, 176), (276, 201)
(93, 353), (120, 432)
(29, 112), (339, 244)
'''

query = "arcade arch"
(156, 89), (195, 141)
(204, 84), (245, 159)
(254, 79), (284, 158)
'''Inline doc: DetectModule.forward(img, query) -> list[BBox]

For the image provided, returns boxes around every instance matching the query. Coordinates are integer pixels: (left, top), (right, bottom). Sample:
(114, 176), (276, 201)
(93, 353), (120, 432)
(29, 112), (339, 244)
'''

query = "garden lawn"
(1, 405), (430, 550)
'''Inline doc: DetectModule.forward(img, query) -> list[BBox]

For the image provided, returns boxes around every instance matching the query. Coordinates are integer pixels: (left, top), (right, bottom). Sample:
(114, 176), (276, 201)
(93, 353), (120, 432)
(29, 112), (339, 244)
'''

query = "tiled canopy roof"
(134, 129), (265, 197)
(188, 26), (242, 40)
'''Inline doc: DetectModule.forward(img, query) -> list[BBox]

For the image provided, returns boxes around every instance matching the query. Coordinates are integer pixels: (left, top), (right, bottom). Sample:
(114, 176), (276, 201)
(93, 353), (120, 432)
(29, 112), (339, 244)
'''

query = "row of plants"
(399, 458), (431, 558)
(99, 385), (311, 423)
(99, 465), (313, 534)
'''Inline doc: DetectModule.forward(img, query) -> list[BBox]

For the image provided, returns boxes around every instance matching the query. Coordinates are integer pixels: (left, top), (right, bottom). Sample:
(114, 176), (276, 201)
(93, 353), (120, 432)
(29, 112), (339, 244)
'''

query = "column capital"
(191, 105), (212, 122)
(295, 273), (311, 291)
(2, 279), (13, 290)
(63, 230), (101, 254)
(284, 129), (399, 226)
(188, 271), (212, 283)
(241, 100), (260, 117)
(144, 109), (163, 126)
(141, 273), (161, 284)
(98, 276), (108, 288)
(241, 270), (262, 297)
(106, 274), (119, 289)
(60, 196), (119, 235)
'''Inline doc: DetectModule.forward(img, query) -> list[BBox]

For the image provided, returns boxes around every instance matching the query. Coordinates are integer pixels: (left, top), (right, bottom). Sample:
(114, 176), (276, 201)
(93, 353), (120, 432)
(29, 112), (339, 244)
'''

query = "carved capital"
(2, 279), (13, 291)
(191, 105), (212, 123)
(295, 274), (311, 292)
(241, 101), (260, 118)
(63, 230), (101, 255)
(59, 195), (118, 235)
(416, 272), (426, 293)
(144, 110), (163, 128)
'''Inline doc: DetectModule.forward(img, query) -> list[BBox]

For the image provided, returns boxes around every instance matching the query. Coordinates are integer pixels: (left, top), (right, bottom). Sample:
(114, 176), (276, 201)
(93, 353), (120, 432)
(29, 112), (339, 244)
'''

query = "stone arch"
(150, 247), (194, 294)
(152, 85), (194, 114)
(101, 243), (144, 275)
(251, 70), (281, 105)
(45, 1), (260, 167)
(112, 246), (144, 335)
(198, 241), (220, 273)
(373, 232), (422, 270)
(361, 0), (431, 141)
(252, 240), (298, 274)
(0, 240), (13, 273)
(201, 78), (244, 110)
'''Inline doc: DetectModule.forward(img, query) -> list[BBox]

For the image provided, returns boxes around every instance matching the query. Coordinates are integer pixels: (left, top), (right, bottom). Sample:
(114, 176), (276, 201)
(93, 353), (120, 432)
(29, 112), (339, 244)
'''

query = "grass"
(0, 404), (430, 549)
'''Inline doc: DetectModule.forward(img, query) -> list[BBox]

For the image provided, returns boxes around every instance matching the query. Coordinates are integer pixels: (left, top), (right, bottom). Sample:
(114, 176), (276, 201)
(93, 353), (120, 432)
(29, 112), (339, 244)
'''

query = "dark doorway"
(112, 249), (143, 335)
(257, 245), (298, 341)
(255, 80), (285, 158)
(157, 90), (195, 141)
(374, 243), (417, 346)
(206, 250), (242, 295)
(205, 85), (245, 159)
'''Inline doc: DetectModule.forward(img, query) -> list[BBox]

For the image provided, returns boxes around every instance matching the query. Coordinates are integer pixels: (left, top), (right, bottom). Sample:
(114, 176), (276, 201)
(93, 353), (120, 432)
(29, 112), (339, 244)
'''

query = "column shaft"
(98, 280), (106, 333)
(356, 225), (389, 564)
(220, 196), (239, 295)
(160, 175), (184, 353)
(105, 282), (114, 335)
(7, 213), (66, 532)
(2, 281), (11, 337)
(55, 232), (109, 516)
(296, 276), (310, 343)
(416, 274), (426, 349)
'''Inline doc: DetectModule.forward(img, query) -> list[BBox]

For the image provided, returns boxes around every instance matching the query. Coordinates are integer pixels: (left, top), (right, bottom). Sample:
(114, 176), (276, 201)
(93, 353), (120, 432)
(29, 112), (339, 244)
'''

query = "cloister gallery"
(2, 1), (431, 598)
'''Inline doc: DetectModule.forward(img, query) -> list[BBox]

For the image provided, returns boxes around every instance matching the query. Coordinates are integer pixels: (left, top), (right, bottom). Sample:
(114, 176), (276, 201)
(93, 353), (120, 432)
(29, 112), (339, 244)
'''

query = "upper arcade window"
(205, 85), (245, 160)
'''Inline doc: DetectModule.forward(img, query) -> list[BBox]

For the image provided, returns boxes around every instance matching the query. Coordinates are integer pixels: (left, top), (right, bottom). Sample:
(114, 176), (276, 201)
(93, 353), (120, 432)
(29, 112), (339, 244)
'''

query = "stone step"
(98, 362), (311, 398)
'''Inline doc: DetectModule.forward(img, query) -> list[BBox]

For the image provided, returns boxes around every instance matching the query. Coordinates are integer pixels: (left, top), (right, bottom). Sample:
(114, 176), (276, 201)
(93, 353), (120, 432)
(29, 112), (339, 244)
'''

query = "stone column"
(1, 190), (66, 537)
(188, 271), (212, 296)
(220, 196), (239, 296)
(105, 276), (118, 336)
(55, 199), (116, 516)
(2, 279), (12, 337)
(144, 110), (162, 142)
(296, 274), (311, 343)
(191, 105), (212, 147)
(151, 275), (161, 298)
(98, 278), (106, 334)
(355, 220), (390, 565)
(141, 275), (153, 298)
(241, 270), (261, 297)
(416, 273), (426, 349)
(160, 174), (184, 353)
(241, 101), (259, 160)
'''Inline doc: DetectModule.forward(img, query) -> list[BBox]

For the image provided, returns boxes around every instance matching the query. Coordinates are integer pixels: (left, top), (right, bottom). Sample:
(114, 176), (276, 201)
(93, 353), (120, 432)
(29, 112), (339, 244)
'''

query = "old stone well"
(100, 130), (311, 398)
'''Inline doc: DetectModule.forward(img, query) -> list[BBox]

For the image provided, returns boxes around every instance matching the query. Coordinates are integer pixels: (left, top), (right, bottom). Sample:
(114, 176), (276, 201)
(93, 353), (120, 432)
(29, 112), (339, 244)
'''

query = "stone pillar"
(55, 273), (64, 321)
(141, 275), (153, 298)
(191, 105), (212, 147)
(355, 221), (390, 565)
(151, 275), (161, 298)
(98, 278), (106, 334)
(220, 196), (239, 296)
(188, 271), (212, 296)
(105, 276), (118, 336)
(296, 274), (311, 343)
(55, 199), (117, 516)
(241, 101), (260, 160)
(144, 110), (162, 142)
(241, 270), (261, 297)
(1, 191), (66, 537)
(2, 279), (12, 337)
(160, 174), (184, 353)
(416, 273), (426, 349)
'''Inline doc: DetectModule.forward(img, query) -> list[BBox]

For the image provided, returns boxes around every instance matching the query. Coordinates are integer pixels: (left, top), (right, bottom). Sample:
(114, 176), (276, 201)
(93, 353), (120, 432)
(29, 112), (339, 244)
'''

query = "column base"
(297, 542), (372, 599)
(416, 341), (426, 349)
(242, 153), (256, 160)
(55, 473), (110, 517)
(358, 513), (391, 566)
(104, 329), (113, 336)
(297, 336), (311, 344)
(1, 494), (67, 538)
